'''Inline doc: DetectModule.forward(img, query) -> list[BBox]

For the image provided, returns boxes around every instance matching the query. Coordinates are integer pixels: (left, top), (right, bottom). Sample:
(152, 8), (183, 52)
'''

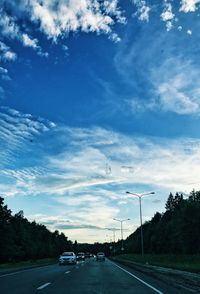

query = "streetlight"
(113, 218), (130, 252)
(107, 228), (118, 255)
(126, 191), (155, 256)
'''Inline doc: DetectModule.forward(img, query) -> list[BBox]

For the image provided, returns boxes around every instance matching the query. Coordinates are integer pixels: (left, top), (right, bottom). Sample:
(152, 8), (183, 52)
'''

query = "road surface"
(0, 258), (196, 293)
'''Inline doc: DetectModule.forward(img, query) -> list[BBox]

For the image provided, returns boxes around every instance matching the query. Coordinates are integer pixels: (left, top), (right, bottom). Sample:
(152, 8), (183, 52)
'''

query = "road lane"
(0, 258), (196, 293)
(109, 260), (163, 294)
(40, 258), (164, 294)
(0, 262), (78, 294)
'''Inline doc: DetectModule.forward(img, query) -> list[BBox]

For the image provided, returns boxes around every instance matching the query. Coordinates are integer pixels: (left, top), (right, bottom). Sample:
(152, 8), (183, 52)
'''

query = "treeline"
(0, 197), (73, 263)
(123, 190), (200, 255)
(1, 189), (200, 263)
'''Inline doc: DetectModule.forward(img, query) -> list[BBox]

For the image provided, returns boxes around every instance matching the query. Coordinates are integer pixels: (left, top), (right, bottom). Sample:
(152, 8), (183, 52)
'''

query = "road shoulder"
(110, 257), (200, 293)
(0, 259), (57, 276)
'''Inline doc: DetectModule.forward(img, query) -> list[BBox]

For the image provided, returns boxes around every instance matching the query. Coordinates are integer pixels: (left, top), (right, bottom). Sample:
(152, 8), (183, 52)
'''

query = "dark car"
(96, 252), (105, 261)
(77, 252), (85, 261)
(85, 252), (91, 258)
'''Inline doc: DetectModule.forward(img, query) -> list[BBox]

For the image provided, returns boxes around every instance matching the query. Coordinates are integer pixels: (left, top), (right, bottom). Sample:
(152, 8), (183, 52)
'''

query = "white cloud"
(0, 0), (126, 72)
(133, 0), (151, 22)
(160, 2), (175, 31)
(121, 56), (200, 116)
(0, 106), (55, 166)
(180, 0), (200, 13)
(2, 110), (200, 241)
(131, 1), (200, 33)
(109, 32), (121, 43)
(165, 20), (174, 31)
(161, 3), (174, 21)
(157, 81), (199, 114)
(0, 41), (17, 61)
(62, 44), (69, 57)
(0, 65), (11, 85)
(26, 193), (121, 242)
(187, 29), (193, 34)
(22, 33), (38, 48)
(2, 118), (200, 197)
(55, 193), (119, 226)
(152, 58), (200, 115)
(0, 66), (11, 81)
(0, 67), (8, 74)
(0, 1), (124, 47)
(0, 9), (19, 39)
(30, 0), (124, 38)
(1, 0), (200, 65)
(3, 50), (17, 60)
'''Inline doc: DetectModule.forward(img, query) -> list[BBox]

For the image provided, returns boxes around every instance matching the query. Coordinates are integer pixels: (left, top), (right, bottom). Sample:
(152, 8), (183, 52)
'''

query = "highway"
(0, 258), (194, 294)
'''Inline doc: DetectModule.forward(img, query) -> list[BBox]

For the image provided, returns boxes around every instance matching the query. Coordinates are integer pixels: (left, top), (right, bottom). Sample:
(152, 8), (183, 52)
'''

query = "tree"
(165, 192), (175, 212)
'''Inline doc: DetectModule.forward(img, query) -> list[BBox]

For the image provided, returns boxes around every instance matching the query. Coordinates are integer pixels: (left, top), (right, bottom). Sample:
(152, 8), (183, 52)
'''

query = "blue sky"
(1, 0), (200, 243)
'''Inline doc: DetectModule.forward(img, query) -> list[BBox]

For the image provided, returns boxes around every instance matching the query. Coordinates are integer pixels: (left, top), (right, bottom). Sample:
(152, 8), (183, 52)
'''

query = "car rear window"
(62, 252), (73, 256)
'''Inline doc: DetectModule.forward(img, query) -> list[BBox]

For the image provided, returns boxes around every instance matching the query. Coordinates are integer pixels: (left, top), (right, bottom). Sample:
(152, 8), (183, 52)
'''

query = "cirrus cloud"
(2, 107), (200, 241)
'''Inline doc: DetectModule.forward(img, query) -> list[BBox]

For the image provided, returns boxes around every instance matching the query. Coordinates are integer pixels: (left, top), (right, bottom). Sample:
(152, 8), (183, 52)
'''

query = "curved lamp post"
(107, 228), (118, 255)
(126, 191), (155, 256)
(113, 218), (130, 252)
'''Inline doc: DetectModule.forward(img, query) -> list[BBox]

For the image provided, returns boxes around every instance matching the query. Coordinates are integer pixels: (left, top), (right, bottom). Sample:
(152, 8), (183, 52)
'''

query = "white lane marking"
(65, 271), (70, 274)
(109, 260), (164, 294)
(0, 265), (54, 278)
(37, 282), (51, 290)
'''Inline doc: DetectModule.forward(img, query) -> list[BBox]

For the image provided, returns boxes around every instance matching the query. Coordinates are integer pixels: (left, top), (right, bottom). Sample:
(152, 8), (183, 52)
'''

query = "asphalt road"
(0, 258), (195, 294)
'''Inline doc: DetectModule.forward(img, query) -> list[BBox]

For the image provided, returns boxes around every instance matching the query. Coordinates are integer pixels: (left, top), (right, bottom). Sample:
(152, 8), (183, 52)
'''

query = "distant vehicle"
(85, 252), (91, 258)
(77, 252), (85, 261)
(96, 252), (105, 261)
(59, 252), (77, 265)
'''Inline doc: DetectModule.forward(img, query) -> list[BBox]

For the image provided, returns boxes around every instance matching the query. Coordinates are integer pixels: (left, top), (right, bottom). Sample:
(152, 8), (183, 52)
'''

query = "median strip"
(37, 282), (51, 290)
(109, 260), (164, 294)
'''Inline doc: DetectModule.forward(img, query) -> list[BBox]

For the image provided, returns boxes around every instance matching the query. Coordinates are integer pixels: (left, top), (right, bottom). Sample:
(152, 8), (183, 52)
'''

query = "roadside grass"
(0, 257), (57, 271)
(112, 254), (200, 273)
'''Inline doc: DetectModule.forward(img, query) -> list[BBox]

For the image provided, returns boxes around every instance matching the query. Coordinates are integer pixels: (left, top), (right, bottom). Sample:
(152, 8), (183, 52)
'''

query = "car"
(96, 252), (105, 261)
(76, 252), (85, 261)
(59, 252), (77, 265)
(85, 252), (91, 258)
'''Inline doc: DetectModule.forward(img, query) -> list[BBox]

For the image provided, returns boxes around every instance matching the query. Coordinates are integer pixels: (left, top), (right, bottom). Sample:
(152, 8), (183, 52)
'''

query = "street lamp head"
(113, 218), (130, 223)
(126, 191), (155, 196)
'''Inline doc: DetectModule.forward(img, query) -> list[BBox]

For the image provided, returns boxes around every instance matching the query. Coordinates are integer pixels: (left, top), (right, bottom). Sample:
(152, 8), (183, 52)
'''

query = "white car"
(59, 252), (77, 265)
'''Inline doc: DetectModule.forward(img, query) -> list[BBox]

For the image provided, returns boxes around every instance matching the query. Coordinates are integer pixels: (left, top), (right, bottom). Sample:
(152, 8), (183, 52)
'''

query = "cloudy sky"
(1, 0), (200, 243)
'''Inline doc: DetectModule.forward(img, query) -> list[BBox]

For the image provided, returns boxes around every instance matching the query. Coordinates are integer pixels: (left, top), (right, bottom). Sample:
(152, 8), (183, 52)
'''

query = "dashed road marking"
(65, 271), (71, 274)
(109, 260), (164, 294)
(37, 282), (51, 290)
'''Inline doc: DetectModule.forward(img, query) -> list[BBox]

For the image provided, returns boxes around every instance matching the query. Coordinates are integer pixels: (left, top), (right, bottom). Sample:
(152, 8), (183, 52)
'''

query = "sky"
(1, 0), (200, 243)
